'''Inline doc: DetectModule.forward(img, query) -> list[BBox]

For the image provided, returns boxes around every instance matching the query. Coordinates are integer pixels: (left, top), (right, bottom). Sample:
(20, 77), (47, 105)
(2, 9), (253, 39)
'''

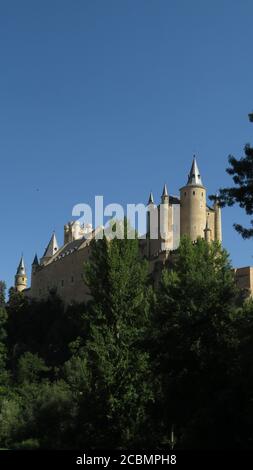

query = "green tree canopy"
(78, 223), (153, 447)
(150, 237), (240, 448)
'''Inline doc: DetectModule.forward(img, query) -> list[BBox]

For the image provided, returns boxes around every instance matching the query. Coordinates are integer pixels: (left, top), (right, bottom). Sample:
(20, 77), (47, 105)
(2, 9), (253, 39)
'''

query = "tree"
(17, 352), (50, 384)
(212, 114), (253, 238)
(0, 282), (9, 396)
(150, 237), (240, 448)
(7, 292), (80, 372)
(76, 222), (153, 447)
(230, 298), (253, 448)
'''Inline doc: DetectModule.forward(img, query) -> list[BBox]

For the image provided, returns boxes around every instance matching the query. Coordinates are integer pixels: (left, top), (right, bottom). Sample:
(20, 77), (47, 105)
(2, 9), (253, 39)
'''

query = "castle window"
(184, 192), (186, 197)
(202, 192), (203, 197)
(71, 276), (74, 283)
(193, 191), (195, 195)
(61, 280), (64, 287)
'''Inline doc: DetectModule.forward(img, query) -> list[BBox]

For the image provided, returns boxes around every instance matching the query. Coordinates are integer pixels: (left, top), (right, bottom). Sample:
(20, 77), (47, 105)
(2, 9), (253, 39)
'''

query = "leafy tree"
(230, 298), (253, 448)
(76, 223), (153, 447)
(0, 397), (21, 448)
(150, 237), (240, 448)
(0, 281), (6, 307)
(0, 379), (76, 449)
(7, 292), (81, 372)
(17, 352), (50, 384)
(212, 114), (253, 238)
(24, 380), (76, 449)
(0, 281), (9, 400)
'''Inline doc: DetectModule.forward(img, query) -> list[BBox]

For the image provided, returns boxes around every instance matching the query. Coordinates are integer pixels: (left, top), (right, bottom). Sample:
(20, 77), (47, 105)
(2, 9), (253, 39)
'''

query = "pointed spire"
(161, 183), (168, 198)
(148, 191), (154, 205)
(186, 155), (203, 186)
(32, 253), (39, 266)
(16, 256), (26, 276)
(42, 232), (59, 259)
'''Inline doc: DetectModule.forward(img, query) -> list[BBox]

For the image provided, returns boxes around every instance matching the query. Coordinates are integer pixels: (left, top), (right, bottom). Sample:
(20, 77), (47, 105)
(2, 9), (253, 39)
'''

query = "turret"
(204, 218), (211, 243)
(161, 184), (169, 204)
(31, 253), (39, 290)
(148, 191), (154, 205)
(40, 232), (59, 265)
(146, 192), (158, 257)
(15, 256), (27, 292)
(147, 191), (154, 236)
(32, 253), (39, 274)
(213, 194), (222, 242)
(180, 156), (207, 241)
(159, 184), (170, 251)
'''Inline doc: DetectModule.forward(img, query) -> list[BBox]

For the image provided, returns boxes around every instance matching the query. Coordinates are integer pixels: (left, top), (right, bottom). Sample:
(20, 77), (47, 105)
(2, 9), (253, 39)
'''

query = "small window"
(202, 192), (203, 197)
(71, 276), (74, 283)
(61, 280), (64, 287)
(193, 191), (195, 196)
(184, 192), (186, 196)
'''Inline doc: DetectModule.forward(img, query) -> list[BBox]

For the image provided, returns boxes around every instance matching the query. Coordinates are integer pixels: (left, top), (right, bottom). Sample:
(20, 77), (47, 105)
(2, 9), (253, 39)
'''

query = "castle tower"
(213, 195), (222, 242)
(15, 256), (27, 292)
(180, 156), (206, 241)
(40, 232), (59, 265)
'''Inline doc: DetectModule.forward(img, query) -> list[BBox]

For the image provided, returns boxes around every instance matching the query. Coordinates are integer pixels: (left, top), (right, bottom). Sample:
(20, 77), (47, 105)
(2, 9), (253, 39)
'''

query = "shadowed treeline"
(0, 235), (253, 450)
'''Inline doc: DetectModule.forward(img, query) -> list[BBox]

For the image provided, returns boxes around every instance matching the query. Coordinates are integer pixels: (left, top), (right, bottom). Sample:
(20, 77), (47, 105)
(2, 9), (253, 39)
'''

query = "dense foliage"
(0, 234), (253, 449)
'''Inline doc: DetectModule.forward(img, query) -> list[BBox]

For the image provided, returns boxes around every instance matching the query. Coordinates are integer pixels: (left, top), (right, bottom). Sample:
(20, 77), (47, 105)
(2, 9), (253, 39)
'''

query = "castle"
(14, 157), (253, 303)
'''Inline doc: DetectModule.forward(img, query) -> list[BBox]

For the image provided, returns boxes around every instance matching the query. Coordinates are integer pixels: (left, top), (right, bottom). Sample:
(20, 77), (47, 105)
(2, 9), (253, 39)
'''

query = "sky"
(0, 0), (253, 290)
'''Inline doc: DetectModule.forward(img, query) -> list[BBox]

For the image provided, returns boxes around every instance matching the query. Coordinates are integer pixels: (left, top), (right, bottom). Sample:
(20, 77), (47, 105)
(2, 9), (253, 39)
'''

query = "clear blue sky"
(1, 0), (253, 290)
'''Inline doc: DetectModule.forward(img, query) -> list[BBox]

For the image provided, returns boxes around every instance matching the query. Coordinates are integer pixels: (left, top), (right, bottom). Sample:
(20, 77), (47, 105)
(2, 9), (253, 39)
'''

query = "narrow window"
(61, 280), (64, 287)
(193, 191), (195, 196)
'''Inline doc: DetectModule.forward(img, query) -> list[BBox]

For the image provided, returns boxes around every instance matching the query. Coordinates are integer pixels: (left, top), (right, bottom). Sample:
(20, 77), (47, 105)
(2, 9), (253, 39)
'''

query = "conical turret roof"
(148, 191), (154, 205)
(42, 233), (59, 258)
(32, 253), (39, 265)
(161, 183), (168, 198)
(186, 156), (203, 186)
(16, 256), (26, 276)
